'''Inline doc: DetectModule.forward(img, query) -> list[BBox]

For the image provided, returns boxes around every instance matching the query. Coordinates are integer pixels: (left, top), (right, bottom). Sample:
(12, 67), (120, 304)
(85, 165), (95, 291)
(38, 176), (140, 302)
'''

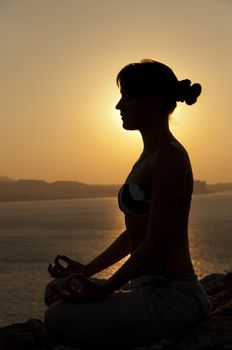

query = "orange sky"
(0, 0), (232, 184)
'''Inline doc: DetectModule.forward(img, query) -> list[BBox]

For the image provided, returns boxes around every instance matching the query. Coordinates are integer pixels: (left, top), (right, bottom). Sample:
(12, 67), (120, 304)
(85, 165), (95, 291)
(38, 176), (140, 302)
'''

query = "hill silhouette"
(0, 177), (231, 202)
(0, 178), (119, 202)
(0, 176), (15, 183)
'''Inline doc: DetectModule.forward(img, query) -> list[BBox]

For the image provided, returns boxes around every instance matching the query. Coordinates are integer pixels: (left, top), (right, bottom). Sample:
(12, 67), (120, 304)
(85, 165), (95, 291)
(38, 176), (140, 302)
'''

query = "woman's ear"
(149, 95), (165, 112)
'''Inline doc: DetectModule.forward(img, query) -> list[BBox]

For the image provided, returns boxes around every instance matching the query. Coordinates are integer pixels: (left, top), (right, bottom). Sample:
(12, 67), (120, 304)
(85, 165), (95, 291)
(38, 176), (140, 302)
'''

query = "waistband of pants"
(130, 273), (199, 287)
(162, 272), (198, 283)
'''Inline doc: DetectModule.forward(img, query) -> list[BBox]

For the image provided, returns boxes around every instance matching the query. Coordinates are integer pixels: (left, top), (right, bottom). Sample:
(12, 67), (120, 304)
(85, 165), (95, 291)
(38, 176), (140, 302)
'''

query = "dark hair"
(117, 59), (202, 113)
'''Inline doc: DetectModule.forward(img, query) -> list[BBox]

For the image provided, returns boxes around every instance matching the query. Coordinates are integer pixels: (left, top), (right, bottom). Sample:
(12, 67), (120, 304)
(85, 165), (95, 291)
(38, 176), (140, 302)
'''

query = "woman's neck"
(140, 120), (174, 154)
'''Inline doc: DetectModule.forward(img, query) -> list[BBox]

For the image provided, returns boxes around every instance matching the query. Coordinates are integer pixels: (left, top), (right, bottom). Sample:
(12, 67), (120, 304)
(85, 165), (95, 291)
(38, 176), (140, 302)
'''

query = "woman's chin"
(122, 121), (137, 130)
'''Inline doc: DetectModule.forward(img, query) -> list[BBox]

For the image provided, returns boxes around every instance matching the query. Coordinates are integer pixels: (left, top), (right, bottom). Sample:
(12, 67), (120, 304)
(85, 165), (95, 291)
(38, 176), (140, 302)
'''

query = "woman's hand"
(48, 255), (86, 278)
(49, 273), (107, 302)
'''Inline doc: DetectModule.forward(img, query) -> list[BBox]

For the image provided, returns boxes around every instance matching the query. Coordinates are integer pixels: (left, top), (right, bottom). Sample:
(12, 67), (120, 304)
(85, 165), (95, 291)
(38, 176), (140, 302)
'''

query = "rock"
(0, 318), (55, 350)
(173, 272), (232, 350)
(0, 272), (232, 350)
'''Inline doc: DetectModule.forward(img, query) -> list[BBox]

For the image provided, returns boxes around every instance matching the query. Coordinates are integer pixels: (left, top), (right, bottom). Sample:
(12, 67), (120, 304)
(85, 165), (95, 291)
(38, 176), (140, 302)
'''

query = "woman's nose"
(115, 98), (122, 110)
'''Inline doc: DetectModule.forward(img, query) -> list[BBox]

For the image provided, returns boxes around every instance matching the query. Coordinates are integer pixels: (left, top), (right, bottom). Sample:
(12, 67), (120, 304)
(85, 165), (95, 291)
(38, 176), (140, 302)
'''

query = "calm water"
(0, 193), (232, 326)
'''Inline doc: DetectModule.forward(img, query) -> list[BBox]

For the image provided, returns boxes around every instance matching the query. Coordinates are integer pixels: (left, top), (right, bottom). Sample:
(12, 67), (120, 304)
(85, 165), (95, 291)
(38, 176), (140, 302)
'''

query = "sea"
(0, 192), (232, 327)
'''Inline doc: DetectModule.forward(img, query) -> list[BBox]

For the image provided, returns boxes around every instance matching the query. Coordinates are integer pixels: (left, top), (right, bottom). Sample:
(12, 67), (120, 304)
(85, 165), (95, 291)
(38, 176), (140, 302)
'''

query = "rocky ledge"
(0, 272), (232, 350)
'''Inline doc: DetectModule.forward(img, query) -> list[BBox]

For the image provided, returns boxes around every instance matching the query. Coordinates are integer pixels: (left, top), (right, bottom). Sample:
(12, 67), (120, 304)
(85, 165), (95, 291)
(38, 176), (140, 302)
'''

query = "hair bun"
(176, 79), (202, 105)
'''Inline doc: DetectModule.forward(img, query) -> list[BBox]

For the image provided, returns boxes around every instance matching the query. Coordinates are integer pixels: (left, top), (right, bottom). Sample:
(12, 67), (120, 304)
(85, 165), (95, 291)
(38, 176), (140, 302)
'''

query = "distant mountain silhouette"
(0, 176), (15, 182)
(0, 178), (119, 202)
(207, 182), (232, 192)
(193, 180), (208, 194)
(0, 177), (231, 202)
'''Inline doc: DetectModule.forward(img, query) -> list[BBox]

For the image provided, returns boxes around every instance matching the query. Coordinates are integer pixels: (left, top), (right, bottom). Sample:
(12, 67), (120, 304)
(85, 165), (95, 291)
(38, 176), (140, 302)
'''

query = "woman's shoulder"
(154, 139), (190, 162)
(151, 139), (192, 176)
(159, 138), (187, 152)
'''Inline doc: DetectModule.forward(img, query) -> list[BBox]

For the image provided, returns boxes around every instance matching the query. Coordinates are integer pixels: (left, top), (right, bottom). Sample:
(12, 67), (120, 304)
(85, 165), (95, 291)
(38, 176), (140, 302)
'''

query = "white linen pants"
(44, 274), (211, 348)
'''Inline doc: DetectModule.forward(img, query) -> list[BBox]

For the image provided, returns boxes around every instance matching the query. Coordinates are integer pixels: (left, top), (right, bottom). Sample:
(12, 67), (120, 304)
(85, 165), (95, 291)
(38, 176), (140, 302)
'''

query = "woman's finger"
(54, 255), (61, 264)
(51, 284), (72, 301)
(54, 255), (71, 273)
(48, 263), (63, 277)
(59, 255), (71, 264)
(65, 274), (84, 294)
(48, 264), (58, 276)
(54, 255), (66, 270)
(65, 275), (76, 293)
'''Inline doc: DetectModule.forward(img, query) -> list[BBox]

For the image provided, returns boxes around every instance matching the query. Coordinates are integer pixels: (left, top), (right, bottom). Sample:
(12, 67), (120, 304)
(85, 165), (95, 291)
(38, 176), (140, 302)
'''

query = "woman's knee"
(44, 301), (65, 338)
(44, 286), (61, 306)
(44, 301), (93, 347)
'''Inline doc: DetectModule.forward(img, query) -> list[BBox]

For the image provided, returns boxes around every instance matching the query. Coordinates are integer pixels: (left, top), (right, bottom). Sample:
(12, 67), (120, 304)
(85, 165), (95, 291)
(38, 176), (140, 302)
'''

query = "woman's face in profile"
(116, 91), (153, 131)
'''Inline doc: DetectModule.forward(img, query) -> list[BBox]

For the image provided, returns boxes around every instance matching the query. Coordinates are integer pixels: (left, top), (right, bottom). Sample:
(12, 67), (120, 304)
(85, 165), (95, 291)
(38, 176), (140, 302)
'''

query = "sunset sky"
(1, 0), (231, 184)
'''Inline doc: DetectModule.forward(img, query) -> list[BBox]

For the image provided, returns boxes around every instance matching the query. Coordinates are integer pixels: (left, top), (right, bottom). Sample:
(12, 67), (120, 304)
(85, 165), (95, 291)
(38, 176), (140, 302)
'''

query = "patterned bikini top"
(118, 182), (192, 217)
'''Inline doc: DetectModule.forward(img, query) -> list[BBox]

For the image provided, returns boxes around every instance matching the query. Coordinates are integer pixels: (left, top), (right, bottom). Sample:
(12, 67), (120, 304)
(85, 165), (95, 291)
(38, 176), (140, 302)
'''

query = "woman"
(44, 59), (211, 348)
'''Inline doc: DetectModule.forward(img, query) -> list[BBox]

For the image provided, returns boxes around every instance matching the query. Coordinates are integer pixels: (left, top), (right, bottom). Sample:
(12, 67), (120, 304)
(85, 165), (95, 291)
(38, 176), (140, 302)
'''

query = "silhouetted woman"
(44, 59), (211, 348)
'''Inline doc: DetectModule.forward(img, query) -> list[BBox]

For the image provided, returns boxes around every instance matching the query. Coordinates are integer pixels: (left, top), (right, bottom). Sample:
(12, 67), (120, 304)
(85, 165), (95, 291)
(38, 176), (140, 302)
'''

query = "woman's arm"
(48, 230), (131, 302)
(49, 229), (130, 278)
(85, 229), (130, 276)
